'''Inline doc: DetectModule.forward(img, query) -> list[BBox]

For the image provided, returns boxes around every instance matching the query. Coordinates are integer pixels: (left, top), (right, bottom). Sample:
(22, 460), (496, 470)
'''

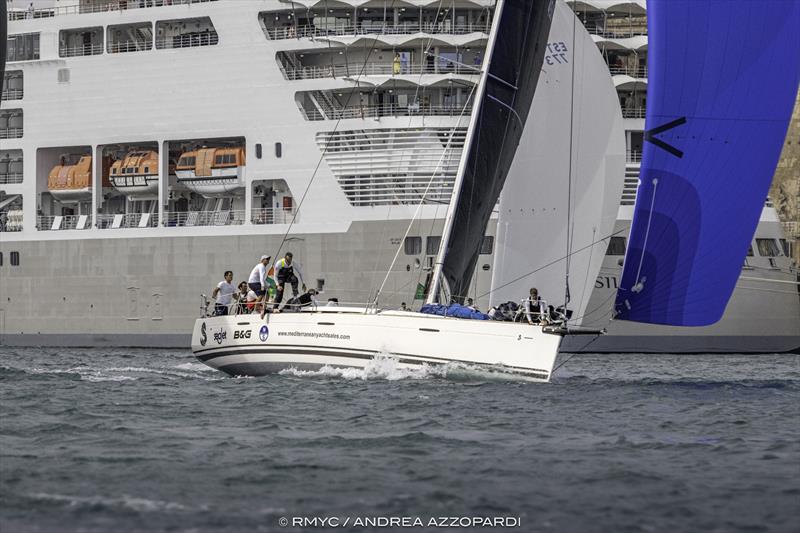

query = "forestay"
(615, 0), (800, 326)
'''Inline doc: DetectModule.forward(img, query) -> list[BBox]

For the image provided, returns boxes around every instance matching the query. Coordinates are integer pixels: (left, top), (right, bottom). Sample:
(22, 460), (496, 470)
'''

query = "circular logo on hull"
(259, 325), (269, 342)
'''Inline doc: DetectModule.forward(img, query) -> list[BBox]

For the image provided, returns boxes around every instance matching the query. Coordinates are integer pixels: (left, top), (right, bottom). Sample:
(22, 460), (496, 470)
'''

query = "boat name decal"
(213, 328), (227, 344)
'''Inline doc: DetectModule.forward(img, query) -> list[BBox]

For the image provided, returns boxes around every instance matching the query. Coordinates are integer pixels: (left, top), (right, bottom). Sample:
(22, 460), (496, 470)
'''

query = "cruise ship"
(1, 0), (798, 352)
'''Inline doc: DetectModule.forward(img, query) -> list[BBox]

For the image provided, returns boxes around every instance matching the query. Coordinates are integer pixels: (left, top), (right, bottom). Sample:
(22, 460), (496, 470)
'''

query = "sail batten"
(615, 0), (800, 327)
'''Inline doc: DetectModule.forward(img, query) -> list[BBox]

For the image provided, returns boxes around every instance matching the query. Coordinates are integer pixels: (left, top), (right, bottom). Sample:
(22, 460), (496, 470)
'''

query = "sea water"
(1, 348), (798, 533)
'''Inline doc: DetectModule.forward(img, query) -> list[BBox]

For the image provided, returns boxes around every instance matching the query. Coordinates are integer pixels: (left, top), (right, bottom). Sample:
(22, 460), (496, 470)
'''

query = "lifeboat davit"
(48, 156), (94, 202)
(109, 151), (159, 199)
(175, 147), (245, 198)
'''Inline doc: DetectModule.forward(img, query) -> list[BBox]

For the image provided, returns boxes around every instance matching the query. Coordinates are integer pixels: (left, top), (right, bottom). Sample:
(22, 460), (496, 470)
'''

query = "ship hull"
(1, 218), (798, 353)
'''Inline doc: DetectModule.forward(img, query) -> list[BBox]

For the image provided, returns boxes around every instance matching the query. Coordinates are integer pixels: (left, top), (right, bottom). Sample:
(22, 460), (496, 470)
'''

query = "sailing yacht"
(1, 0), (798, 353)
(191, 0), (569, 381)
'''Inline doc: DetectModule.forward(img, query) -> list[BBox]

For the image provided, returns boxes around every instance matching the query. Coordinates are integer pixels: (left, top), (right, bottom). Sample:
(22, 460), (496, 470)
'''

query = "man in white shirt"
(211, 270), (237, 316)
(248, 255), (271, 316)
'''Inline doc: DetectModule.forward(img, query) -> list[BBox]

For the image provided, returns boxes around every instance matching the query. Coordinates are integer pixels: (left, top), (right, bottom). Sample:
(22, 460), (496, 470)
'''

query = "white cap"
(260, 254), (270, 261)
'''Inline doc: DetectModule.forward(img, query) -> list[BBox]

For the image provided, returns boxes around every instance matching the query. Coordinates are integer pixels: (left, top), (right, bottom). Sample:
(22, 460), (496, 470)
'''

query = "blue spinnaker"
(615, 0), (800, 326)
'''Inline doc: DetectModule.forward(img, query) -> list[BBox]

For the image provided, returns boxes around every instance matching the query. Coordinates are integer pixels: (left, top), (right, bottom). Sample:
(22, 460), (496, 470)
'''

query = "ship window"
(316, 279), (325, 292)
(746, 245), (754, 257)
(256, 143), (262, 159)
(57, 68), (70, 83)
(7, 33), (40, 62)
(143, 166), (149, 173)
(779, 239), (789, 257)
(10, 251), (20, 266)
(404, 236), (422, 255)
(0, 252), (3, 266)
(275, 142), (282, 158)
(756, 238), (780, 257)
(605, 237), (627, 256)
(480, 236), (494, 255)
(426, 236), (441, 256)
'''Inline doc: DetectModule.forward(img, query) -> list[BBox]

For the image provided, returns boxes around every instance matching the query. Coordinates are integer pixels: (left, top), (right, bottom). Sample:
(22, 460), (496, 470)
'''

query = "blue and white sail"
(615, 0), (800, 326)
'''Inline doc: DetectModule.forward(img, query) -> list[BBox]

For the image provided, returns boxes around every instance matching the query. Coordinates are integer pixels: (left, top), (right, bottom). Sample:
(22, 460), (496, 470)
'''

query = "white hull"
(191, 307), (562, 382)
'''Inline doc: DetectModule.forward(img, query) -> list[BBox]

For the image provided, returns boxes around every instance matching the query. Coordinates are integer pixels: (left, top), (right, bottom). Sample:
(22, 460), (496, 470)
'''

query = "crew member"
(248, 255), (271, 316)
(273, 252), (305, 309)
(211, 270), (237, 316)
(236, 281), (249, 314)
(284, 289), (318, 312)
(522, 287), (547, 325)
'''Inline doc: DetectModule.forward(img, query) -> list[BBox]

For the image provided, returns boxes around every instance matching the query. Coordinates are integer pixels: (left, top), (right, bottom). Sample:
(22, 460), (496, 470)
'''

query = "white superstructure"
(1, 0), (798, 352)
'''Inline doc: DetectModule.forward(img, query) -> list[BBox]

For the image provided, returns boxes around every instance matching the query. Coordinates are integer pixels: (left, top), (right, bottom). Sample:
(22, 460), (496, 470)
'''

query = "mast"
(426, 0), (507, 305)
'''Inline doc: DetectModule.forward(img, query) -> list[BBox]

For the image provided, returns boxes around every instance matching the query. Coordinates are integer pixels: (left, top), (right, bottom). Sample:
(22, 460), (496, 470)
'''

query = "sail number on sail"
(544, 42), (569, 65)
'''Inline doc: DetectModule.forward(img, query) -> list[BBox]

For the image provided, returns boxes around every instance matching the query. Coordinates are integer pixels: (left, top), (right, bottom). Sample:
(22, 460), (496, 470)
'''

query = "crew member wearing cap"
(248, 254), (271, 316)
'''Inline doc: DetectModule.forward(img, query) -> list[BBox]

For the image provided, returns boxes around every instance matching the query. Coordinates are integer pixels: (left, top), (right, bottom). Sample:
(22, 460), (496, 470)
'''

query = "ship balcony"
(297, 88), (473, 122)
(0, 110), (24, 139)
(155, 17), (218, 49)
(107, 22), (153, 54)
(265, 22), (490, 41)
(282, 62), (479, 82)
(2, 71), (23, 101)
(300, 102), (473, 122)
(59, 27), (104, 57)
(0, 150), (24, 185)
(7, 0), (218, 20)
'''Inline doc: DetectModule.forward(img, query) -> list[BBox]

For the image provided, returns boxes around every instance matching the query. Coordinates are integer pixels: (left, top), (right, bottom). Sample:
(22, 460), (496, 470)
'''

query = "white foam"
(29, 492), (187, 512)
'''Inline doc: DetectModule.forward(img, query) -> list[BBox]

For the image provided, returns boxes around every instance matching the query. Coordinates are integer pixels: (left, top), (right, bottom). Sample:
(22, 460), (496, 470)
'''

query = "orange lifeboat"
(175, 147), (246, 197)
(48, 155), (110, 202)
(109, 151), (159, 199)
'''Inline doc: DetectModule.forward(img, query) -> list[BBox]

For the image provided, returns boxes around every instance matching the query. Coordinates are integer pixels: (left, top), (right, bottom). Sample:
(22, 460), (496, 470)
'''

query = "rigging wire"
(270, 0), (402, 265)
(473, 228), (628, 301)
(562, 4), (579, 321)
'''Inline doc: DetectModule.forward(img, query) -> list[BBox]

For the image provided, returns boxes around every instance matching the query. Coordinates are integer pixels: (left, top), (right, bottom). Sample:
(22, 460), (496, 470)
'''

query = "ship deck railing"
(37, 214), (94, 231)
(8, 0), (217, 20)
(108, 40), (154, 54)
(251, 207), (296, 225)
(608, 66), (648, 78)
(0, 173), (24, 185)
(59, 44), (104, 58)
(265, 22), (489, 41)
(96, 213), (160, 229)
(1, 89), (24, 101)
(302, 103), (473, 122)
(155, 34), (219, 50)
(626, 150), (642, 163)
(621, 108), (646, 119)
(584, 25), (648, 39)
(0, 128), (23, 139)
(164, 210), (244, 227)
(284, 62), (480, 81)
